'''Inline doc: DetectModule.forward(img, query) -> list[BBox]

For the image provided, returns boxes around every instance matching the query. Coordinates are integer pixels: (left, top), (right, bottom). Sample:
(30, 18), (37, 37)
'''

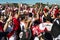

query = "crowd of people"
(0, 3), (60, 40)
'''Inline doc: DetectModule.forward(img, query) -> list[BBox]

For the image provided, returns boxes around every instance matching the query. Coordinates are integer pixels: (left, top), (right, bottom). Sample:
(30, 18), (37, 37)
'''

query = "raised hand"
(4, 15), (12, 31)
(7, 15), (12, 23)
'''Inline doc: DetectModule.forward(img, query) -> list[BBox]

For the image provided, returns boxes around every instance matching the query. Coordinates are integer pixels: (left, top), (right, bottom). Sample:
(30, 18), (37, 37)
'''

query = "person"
(30, 5), (42, 40)
(31, 20), (41, 40)
(6, 4), (21, 40)
(51, 13), (60, 40)
(19, 16), (31, 40)
(0, 14), (12, 40)
(43, 6), (49, 22)
(39, 15), (53, 40)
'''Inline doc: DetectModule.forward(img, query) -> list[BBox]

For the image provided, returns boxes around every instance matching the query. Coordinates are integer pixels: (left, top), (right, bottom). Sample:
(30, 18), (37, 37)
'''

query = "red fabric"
(7, 17), (20, 39)
(0, 27), (3, 32)
(44, 27), (48, 32)
(7, 31), (14, 39)
(44, 8), (47, 13)
(0, 22), (4, 32)
(13, 17), (20, 31)
(32, 26), (41, 36)
(32, 8), (36, 14)
(40, 17), (42, 23)
(54, 9), (59, 17)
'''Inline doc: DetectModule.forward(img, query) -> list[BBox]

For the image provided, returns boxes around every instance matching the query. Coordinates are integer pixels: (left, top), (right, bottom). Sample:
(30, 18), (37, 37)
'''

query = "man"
(51, 13), (60, 40)
(39, 15), (53, 40)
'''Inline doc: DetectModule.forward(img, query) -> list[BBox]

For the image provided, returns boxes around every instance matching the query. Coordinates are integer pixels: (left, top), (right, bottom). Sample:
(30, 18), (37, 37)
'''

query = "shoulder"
(53, 18), (60, 24)
(39, 23), (44, 27)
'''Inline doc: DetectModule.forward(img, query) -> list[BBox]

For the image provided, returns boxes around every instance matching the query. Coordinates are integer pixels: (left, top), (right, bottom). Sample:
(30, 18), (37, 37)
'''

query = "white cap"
(2, 10), (5, 13)
(54, 6), (58, 9)
(45, 6), (49, 10)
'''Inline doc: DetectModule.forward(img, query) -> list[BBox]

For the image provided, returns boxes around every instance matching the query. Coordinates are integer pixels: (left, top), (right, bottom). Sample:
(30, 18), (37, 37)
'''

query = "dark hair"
(0, 4), (1, 5)
(29, 13), (33, 17)
(0, 14), (4, 18)
(45, 14), (52, 22)
(20, 14), (25, 20)
(56, 13), (60, 17)
(33, 20), (40, 26)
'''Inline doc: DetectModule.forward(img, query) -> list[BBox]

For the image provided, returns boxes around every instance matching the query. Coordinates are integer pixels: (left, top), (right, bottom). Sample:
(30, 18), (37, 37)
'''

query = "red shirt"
(32, 8), (36, 14)
(0, 22), (4, 32)
(32, 26), (41, 36)
(13, 17), (20, 31)
(54, 8), (59, 17)
(44, 8), (48, 13)
(7, 17), (20, 38)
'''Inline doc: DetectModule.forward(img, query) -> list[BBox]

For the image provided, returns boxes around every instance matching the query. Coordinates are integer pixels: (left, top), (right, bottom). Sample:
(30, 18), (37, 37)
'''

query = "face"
(59, 15), (60, 18)
(0, 16), (4, 21)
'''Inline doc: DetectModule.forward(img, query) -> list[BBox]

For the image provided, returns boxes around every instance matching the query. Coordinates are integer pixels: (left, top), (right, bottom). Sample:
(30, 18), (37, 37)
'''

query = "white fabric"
(20, 22), (25, 30)
(45, 6), (49, 10)
(56, 20), (59, 24)
(2, 10), (5, 13)
(53, 35), (60, 40)
(29, 8), (33, 13)
(14, 8), (18, 11)
(53, 18), (57, 22)
(9, 36), (15, 40)
(39, 23), (45, 30)
(9, 35), (16, 40)
(19, 32), (23, 38)
(39, 23), (53, 31)
(20, 4), (23, 7)
(41, 15), (44, 22)
(6, 25), (15, 40)
(54, 6), (58, 9)
(34, 37), (39, 40)
(45, 23), (53, 31)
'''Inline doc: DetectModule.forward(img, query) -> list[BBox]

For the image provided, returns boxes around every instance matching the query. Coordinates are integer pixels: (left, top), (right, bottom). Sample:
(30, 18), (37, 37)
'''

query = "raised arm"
(35, 4), (42, 20)
(14, 3), (21, 19)
(18, 3), (21, 16)
(3, 16), (12, 32)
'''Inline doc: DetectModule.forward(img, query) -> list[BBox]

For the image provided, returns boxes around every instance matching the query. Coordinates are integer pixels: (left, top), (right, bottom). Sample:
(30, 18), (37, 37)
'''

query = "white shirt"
(39, 22), (53, 31)
(20, 22), (25, 30)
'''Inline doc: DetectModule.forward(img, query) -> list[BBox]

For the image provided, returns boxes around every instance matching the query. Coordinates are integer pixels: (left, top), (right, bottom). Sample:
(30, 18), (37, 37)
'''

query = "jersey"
(39, 22), (53, 32)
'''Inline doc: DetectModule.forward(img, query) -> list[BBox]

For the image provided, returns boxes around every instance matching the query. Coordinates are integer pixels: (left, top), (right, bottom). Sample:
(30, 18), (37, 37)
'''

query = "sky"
(0, 0), (60, 5)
